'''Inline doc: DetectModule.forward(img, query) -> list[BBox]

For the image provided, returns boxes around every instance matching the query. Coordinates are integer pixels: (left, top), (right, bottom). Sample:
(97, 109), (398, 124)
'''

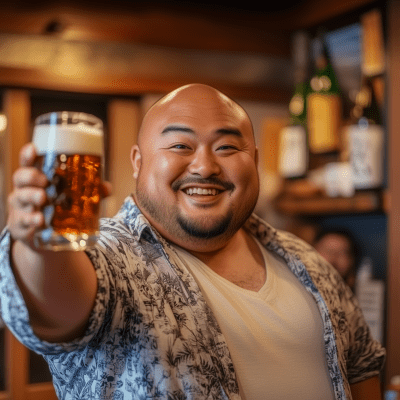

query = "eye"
(217, 144), (239, 152)
(168, 143), (193, 153)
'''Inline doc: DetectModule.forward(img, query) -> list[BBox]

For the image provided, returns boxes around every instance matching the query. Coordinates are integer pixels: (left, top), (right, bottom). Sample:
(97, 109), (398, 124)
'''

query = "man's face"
(131, 85), (259, 251)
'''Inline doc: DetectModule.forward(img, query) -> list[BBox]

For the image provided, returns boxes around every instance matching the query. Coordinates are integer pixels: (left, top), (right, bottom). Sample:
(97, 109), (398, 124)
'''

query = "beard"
(135, 189), (235, 240)
(134, 176), (257, 243)
(176, 211), (233, 238)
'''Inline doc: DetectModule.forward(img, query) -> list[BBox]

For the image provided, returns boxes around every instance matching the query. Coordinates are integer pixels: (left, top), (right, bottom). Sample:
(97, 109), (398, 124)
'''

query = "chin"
(177, 213), (232, 240)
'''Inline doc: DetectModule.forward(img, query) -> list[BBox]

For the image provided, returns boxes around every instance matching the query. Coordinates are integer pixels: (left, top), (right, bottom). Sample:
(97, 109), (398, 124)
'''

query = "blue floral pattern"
(0, 196), (385, 399)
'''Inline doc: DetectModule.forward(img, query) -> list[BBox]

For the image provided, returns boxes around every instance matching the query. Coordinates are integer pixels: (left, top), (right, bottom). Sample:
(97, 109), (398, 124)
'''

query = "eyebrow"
(161, 125), (194, 134)
(161, 125), (243, 137)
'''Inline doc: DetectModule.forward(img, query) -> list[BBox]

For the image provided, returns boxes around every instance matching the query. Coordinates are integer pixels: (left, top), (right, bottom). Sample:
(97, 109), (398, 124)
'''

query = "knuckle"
(25, 168), (37, 183)
(12, 169), (22, 186)
(7, 191), (18, 208)
(34, 189), (47, 205)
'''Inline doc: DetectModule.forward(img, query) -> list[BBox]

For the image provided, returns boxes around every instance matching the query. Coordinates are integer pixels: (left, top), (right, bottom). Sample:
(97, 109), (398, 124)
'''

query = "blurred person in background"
(313, 228), (361, 292)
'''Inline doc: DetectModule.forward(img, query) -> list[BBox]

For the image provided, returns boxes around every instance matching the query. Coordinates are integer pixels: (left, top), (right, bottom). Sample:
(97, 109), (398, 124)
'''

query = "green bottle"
(307, 35), (342, 154)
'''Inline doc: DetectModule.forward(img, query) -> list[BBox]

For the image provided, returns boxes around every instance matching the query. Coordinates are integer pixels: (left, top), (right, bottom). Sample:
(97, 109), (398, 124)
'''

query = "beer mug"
(32, 111), (104, 251)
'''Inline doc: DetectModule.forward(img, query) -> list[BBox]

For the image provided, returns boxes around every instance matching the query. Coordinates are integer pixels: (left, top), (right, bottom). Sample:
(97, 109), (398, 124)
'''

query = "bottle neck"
(289, 82), (308, 126)
(354, 76), (382, 125)
(310, 36), (340, 95)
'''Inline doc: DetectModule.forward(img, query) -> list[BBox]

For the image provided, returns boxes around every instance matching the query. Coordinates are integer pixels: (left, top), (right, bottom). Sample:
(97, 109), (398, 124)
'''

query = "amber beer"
(32, 112), (104, 251)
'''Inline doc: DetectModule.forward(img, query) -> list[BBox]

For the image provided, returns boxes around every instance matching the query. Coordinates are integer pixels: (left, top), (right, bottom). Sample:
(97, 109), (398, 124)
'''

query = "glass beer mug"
(32, 111), (104, 251)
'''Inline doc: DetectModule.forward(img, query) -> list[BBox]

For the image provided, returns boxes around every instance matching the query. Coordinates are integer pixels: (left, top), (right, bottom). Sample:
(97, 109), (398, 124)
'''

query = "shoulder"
(84, 216), (143, 271)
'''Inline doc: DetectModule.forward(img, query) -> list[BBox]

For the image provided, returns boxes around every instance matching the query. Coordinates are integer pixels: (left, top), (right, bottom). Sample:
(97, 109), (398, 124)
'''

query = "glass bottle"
(348, 75), (385, 190)
(307, 35), (342, 156)
(278, 32), (309, 179)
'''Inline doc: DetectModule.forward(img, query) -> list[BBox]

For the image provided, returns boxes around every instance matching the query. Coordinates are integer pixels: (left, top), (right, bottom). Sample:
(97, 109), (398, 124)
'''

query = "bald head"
(138, 83), (254, 147)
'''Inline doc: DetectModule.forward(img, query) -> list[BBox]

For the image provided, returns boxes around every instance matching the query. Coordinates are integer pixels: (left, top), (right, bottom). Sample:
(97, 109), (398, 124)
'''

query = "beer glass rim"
(35, 111), (103, 129)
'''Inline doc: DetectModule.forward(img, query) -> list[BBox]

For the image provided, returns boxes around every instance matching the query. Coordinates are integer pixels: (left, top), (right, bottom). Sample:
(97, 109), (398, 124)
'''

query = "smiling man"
(133, 86), (258, 247)
(0, 84), (385, 399)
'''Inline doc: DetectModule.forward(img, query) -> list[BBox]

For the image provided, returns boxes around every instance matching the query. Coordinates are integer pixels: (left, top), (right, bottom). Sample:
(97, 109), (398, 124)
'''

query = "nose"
(188, 147), (221, 177)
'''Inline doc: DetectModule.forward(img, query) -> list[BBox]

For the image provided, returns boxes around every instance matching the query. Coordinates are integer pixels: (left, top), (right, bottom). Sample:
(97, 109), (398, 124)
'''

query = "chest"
(181, 251), (335, 400)
(215, 260), (266, 292)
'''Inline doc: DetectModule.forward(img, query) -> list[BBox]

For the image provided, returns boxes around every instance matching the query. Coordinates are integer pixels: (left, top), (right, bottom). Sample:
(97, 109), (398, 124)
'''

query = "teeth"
(185, 188), (219, 196)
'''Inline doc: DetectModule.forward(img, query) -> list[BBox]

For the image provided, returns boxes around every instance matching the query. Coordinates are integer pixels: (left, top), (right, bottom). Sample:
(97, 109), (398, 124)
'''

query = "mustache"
(171, 176), (235, 192)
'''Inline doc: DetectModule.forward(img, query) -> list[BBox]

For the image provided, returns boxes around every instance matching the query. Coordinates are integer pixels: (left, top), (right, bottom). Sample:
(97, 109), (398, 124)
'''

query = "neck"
(185, 228), (267, 292)
(187, 228), (263, 273)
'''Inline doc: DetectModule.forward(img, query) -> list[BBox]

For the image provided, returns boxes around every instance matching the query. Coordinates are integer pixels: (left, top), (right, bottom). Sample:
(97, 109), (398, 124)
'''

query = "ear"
(131, 144), (142, 180)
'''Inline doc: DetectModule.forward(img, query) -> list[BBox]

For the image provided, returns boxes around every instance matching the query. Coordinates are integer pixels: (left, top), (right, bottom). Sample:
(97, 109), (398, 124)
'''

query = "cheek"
(233, 161), (259, 189)
(140, 155), (186, 188)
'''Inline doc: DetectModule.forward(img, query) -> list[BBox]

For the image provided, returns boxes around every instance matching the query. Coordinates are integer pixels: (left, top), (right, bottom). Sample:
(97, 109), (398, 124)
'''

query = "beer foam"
(33, 125), (103, 156)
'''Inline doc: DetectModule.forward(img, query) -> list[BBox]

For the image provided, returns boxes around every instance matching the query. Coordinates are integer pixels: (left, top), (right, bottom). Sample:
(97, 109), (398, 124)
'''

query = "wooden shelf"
(274, 190), (385, 216)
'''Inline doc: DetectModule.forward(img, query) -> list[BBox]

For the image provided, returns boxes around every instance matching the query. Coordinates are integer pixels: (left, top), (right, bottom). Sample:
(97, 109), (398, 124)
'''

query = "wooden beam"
(2, 91), (31, 399)
(0, 0), (377, 57)
(385, 0), (400, 387)
(5, 328), (28, 400)
(106, 99), (141, 217)
(0, 2), (292, 56)
(2, 90), (31, 196)
(0, 66), (292, 103)
(277, 0), (379, 30)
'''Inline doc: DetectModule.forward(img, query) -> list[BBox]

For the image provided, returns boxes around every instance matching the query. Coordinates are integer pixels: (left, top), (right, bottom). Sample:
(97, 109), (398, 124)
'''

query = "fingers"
(9, 187), (47, 210)
(19, 143), (38, 167)
(100, 181), (112, 198)
(13, 167), (48, 189)
(7, 189), (45, 242)
(7, 211), (44, 243)
(8, 143), (48, 244)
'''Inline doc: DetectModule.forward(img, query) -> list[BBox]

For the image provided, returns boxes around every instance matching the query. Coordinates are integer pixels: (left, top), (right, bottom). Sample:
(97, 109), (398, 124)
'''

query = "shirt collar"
(114, 195), (160, 243)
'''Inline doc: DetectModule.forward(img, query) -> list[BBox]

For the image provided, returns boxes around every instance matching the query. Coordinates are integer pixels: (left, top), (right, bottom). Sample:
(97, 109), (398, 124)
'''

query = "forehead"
(143, 91), (253, 138)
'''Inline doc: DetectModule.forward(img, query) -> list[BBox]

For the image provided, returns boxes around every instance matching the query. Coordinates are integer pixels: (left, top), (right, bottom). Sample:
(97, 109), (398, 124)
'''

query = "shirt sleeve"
(0, 227), (112, 355)
(343, 282), (386, 384)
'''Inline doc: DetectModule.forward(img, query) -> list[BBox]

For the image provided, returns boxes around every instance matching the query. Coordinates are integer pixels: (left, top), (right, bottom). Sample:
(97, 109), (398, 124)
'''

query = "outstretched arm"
(6, 143), (109, 343)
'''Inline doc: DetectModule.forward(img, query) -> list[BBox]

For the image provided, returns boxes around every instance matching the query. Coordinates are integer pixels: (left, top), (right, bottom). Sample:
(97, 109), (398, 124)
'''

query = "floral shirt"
(0, 196), (385, 400)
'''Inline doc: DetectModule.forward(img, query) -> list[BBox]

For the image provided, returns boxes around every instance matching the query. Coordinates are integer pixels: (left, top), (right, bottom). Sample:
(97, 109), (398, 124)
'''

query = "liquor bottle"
(278, 32), (309, 179)
(348, 75), (385, 189)
(307, 35), (342, 156)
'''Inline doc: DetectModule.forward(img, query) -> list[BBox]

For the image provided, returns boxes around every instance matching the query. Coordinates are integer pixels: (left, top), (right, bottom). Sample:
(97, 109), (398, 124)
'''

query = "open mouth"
(184, 188), (221, 196)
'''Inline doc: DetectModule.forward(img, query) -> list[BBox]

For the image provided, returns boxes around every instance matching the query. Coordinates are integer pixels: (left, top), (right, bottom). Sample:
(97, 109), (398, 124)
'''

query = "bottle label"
(349, 124), (384, 189)
(278, 125), (308, 178)
(307, 93), (341, 153)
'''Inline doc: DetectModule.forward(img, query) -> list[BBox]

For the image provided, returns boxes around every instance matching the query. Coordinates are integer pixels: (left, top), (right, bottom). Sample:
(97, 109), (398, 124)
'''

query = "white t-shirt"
(172, 240), (336, 400)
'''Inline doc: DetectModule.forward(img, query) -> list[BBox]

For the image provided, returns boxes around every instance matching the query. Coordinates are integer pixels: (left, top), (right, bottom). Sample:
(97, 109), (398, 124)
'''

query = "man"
(313, 228), (361, 292)
(0, 84), (385, 399)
